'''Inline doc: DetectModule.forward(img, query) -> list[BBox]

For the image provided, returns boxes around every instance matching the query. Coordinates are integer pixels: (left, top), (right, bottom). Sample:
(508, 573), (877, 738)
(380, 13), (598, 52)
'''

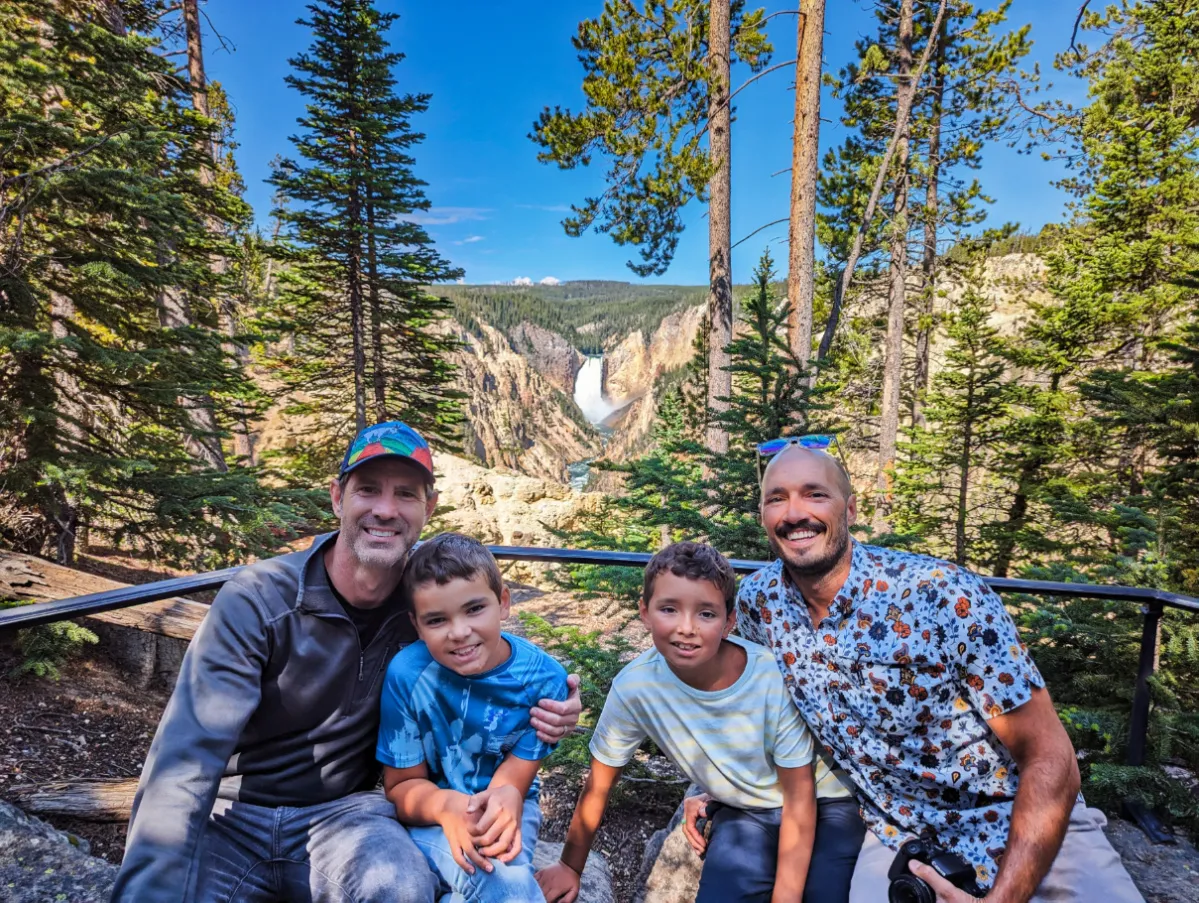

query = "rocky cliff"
(589, 303), (706, 462)
(603, 304), (705, 404)
(507, 321), (586, 397)
(434, 452), (606, 582)
(451, 321), (602, 483)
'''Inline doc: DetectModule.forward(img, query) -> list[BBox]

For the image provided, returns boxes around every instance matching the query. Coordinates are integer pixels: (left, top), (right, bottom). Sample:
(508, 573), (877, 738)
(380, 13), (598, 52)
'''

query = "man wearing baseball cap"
(113, 422), (582, 903)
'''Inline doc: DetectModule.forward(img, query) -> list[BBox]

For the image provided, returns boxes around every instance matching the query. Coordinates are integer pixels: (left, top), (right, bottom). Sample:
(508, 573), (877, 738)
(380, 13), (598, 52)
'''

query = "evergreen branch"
(690, 58), (798, 143)
(1070, 2), (1093, 58)
(732, 217), (788, 250)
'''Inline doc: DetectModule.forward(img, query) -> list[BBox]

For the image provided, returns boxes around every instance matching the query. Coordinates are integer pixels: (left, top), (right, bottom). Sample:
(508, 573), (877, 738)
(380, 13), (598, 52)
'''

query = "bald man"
(733, 445), (1143, 903)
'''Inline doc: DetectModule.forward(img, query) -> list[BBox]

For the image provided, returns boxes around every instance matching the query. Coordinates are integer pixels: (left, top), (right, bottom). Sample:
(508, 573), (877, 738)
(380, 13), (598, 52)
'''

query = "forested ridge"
(443, 282), (709, 353)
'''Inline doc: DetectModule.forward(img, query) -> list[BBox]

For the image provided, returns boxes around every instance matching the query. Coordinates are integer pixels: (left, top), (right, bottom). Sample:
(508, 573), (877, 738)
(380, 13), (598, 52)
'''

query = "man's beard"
(769, 517), (851, 579)
(347, 520), (414, 569)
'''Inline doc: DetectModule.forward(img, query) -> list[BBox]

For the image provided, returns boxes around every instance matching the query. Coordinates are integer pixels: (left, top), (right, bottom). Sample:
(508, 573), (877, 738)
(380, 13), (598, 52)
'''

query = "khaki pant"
(848, 804), (1145, 903)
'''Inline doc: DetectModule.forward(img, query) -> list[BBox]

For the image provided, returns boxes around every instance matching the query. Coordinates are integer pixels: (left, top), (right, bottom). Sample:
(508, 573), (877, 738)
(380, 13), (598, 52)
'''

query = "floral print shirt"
(737, 542), (1045, 888)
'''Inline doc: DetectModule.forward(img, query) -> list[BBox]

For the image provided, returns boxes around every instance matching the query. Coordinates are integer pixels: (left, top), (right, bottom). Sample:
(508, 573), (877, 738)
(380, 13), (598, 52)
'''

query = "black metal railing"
(3, 544), (1197, 840)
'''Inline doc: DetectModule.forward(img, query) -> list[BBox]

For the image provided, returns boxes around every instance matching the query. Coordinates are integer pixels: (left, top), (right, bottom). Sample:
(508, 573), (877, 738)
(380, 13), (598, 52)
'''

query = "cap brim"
(341, 453), (435, 484)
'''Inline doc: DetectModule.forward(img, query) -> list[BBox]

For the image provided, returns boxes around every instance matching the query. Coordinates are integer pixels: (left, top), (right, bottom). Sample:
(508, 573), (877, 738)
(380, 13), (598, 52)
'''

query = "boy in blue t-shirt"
(377, 532), (568, 903)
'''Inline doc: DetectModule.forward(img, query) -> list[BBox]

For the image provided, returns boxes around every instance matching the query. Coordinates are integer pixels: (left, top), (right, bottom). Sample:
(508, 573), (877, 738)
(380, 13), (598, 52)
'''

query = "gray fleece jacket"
(111, 532), (416, 902)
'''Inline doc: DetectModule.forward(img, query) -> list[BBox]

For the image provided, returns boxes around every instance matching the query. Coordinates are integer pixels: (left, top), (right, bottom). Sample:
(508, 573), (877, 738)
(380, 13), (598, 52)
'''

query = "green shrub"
(518, 612), (658, 776)
(1082, 764), (1199, 836)
(1, 602), (98, 679)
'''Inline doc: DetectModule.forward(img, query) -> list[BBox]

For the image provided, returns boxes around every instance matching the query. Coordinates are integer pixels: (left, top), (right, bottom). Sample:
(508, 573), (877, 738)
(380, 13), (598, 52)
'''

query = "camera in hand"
(887, 838), (982, 903)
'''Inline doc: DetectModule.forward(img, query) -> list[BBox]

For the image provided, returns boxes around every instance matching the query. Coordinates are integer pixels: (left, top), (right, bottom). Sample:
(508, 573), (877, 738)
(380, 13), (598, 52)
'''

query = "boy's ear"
(408, 611), (418, 632)
(638, 598), (651, 629)
(498, 584), (511, 618)
(723, 605), (737, 638)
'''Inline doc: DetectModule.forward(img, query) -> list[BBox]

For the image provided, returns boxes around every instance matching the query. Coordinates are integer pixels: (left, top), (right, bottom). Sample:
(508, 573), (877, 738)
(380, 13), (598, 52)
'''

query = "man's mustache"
(774, 519), (826, 537)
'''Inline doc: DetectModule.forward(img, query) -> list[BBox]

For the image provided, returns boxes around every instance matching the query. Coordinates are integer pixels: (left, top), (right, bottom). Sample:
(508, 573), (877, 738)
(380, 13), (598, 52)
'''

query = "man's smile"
(778, 522), (825, 550)
(363, 526), (400, 538)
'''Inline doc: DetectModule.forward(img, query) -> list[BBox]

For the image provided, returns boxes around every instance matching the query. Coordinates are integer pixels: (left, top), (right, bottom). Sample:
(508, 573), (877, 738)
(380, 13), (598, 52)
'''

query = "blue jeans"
(695, 797), (866, 903)
(407, 797), (543, 903)
(195, 790), (438, 903)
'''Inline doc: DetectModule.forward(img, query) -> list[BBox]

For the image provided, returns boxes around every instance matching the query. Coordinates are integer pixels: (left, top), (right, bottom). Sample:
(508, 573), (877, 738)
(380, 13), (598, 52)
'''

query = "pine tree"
(0, 0), (316, 567)
(816, 1), (1029, 530)
(888, 247), (1012, 565)
(909, 2), (1030, 425)
(786, 0), (826, 367)
(989, 0), (1199, 579)
(268, 0), (463, 475)
(531, 0), (771, 456)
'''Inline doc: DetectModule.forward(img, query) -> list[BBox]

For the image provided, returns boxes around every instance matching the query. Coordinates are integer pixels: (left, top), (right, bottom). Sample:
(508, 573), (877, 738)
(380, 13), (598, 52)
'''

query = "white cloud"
(456, 277), (465, 284)
(539, 276), (561, 286)
(403, 206), (490, 225)
(453, 235), (485, 246)
(512, 276), (533, 286)
(517, 203), (572, 213)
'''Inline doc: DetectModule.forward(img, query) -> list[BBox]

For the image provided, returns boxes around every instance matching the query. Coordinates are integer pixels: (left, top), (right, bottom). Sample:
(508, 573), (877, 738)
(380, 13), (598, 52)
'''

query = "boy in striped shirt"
(536, 542), (823, 903)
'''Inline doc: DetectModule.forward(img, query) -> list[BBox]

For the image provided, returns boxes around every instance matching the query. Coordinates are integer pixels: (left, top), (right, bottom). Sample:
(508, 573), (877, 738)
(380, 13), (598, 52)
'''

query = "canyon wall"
(603, 304), (705, 404)
(451, 321), (602, 483)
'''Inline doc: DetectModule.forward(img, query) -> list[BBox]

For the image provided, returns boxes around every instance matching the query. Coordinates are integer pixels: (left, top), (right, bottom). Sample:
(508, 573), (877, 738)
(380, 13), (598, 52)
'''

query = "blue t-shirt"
(376, 632), (569, 800)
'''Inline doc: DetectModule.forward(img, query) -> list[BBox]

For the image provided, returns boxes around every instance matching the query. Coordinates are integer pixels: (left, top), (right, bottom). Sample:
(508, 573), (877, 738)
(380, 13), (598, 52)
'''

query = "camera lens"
(888, 875), (936, 903)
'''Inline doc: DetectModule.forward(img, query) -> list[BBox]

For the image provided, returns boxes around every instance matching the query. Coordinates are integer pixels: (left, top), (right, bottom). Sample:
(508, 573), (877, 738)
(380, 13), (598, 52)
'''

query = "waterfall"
(574, 355), (615, 425)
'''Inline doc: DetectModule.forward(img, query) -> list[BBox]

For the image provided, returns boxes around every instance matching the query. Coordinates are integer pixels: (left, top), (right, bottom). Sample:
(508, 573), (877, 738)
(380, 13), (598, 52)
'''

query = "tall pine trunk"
(955, 371), (976, 565)
(787, 0), (825, 377)
(49, 289), (80, 564)
(706, 0), (732, 456)
(347, 132), (367, 433)
(184, 0), (254, 462)
(366, 189), (387, 421)
(874, 0), (915, 533)
(913, 18), (948, 430)
(151, 3), (226, 473)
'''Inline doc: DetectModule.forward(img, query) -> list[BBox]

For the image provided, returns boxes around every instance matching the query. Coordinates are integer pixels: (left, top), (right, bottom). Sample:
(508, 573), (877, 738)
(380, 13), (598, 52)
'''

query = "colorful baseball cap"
(339, 421), (435, 483)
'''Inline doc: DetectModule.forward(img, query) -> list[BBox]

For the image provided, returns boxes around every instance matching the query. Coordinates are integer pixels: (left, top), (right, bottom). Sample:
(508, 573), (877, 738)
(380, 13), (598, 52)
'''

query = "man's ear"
(846, 493), (858, 527)
(329, 478), (343, 519)
(424, 488), (439, 521)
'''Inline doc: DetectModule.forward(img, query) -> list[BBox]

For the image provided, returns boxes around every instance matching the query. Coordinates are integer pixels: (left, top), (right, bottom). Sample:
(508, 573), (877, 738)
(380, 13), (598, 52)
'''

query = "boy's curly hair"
(642, 541), (737, 614)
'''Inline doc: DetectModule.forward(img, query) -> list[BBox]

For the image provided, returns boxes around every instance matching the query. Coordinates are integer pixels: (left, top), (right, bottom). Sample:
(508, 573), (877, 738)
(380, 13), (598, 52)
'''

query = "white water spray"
(573, 356), (616, 424)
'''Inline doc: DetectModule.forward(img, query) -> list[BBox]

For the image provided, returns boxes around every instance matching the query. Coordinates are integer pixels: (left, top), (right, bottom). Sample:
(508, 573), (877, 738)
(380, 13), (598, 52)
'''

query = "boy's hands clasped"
(438, 785), (527, 875)
(467, 783), (525, 861)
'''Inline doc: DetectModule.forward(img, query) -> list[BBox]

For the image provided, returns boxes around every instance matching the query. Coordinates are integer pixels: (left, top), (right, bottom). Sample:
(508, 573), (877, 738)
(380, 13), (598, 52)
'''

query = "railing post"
(1126, 599), (1163, 768)
(1122, 599), (1174, 844)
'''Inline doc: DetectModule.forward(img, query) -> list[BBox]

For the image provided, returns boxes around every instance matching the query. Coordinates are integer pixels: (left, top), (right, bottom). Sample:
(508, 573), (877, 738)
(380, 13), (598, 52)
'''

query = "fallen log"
(0, 551), (207, 641)
(9, 778), (139, 822)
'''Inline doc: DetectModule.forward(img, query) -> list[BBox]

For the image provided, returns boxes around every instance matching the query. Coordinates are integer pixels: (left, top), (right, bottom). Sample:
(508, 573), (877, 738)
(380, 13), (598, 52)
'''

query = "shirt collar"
(779, 540), (864, 626)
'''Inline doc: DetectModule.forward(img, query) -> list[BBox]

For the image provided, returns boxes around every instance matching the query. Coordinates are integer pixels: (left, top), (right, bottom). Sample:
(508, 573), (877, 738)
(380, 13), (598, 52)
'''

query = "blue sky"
(201, 1), (1086, 286)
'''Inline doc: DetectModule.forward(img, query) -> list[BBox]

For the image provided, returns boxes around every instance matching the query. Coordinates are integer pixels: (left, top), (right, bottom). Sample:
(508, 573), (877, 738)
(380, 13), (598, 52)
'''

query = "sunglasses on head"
(755, 434), (844, 482)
